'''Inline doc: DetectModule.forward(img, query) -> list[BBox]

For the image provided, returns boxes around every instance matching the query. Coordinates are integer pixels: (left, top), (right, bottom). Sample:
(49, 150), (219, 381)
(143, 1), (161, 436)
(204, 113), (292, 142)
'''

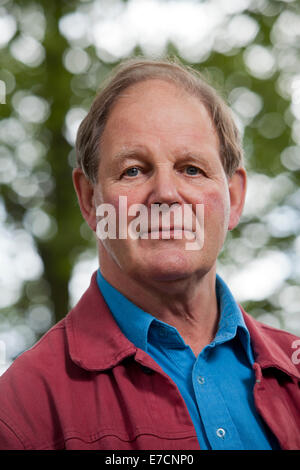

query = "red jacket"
(0, 272), (299, 450)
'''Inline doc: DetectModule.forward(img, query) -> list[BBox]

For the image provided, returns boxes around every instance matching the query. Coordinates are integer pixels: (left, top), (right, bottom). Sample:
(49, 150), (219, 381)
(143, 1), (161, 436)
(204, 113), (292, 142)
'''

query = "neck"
(99, 251), (219, 356)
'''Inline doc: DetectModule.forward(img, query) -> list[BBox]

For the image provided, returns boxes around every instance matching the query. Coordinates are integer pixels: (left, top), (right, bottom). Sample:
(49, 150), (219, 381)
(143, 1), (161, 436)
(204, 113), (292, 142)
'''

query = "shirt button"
(216, 428), (226, 439)
(197, 376), (205, 385)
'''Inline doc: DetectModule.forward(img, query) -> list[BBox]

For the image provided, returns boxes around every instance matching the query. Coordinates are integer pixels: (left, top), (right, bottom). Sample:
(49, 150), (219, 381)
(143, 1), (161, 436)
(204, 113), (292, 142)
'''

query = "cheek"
(99, 188), (147, 243)
(201, 189), (230, 228)
(102, 186), (143, 208)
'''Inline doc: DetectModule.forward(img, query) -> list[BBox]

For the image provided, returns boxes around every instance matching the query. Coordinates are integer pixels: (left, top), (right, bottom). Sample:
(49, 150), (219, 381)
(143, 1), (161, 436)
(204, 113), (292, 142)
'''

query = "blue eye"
(125, 167), (140, 177)
(185, 166), (200, 175)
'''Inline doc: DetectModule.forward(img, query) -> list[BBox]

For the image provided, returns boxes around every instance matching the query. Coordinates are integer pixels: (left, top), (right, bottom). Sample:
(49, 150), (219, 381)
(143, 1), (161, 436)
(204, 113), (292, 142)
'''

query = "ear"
(72, 168), (97, 232)
(228, 168), (247, 231)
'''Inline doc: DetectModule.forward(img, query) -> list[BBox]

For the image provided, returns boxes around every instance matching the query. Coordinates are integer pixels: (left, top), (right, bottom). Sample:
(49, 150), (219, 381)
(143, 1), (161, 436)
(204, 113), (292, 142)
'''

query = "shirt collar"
(96, 269), (154, 352)
(96, 269), (254, 362)
(214, 274), (254, 362)
(65, 271), (300, 381)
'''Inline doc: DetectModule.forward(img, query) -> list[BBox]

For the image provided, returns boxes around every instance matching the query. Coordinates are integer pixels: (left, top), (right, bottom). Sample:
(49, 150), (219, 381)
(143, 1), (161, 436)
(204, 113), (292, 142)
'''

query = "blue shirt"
(96, 269), (278, 450)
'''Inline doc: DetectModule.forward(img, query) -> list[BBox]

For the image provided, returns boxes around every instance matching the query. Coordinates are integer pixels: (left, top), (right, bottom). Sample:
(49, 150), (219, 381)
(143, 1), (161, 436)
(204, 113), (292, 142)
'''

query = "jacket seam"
(0, 412), (67, 451)
(0, 414), (29, 450)
(63, 427), (198, 444)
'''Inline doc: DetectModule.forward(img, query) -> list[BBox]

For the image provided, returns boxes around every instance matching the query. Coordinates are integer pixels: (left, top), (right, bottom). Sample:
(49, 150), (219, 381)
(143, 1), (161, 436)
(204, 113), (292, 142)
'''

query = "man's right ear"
(72, 168), (97, 232)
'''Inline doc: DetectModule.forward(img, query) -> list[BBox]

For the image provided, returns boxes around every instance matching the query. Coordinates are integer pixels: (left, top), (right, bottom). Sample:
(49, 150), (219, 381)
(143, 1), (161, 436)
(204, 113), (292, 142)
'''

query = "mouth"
(139, 226), (195, 240)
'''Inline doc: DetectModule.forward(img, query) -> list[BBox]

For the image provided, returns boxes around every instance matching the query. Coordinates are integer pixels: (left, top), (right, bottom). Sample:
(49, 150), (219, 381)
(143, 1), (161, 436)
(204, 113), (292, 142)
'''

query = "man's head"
(75, 58), (244, 184)
(73, 58), (246, 289)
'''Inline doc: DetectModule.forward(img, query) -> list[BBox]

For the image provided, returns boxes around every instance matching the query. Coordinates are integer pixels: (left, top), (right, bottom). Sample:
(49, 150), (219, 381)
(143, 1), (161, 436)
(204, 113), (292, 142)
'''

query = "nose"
(147, 165), (182, 207)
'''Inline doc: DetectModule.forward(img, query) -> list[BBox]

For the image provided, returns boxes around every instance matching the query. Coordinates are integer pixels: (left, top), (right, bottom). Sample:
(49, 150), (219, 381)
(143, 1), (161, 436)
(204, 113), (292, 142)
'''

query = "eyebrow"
(111, 146), (148, 161)
(173, 150), (212, 165)
(111, 146), (215, 169)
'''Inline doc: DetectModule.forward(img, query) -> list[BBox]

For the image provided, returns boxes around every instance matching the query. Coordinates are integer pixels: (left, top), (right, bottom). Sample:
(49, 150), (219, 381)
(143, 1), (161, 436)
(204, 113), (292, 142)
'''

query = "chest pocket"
(62, 362), (199, 450)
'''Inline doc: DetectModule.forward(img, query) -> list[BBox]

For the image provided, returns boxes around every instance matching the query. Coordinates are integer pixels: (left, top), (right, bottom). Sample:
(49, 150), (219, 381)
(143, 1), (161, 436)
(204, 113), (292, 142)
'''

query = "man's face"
(94, 79), (240, 285)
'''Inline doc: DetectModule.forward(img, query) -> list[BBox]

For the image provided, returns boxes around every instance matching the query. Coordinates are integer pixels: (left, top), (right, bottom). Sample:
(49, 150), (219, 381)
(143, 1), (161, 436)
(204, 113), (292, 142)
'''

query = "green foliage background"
(0, 0), (299, 363)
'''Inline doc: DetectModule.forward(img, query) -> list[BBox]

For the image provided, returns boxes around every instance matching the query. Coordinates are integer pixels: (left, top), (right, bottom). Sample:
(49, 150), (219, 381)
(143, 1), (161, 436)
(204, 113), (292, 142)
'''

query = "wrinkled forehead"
(106, 77), (211, 123)
(102, 78), (218, 147)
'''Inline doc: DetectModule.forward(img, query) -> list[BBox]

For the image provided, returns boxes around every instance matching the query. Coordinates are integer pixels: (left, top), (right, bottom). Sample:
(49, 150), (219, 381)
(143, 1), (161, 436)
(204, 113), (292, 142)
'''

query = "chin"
(135, 248), (199, 282)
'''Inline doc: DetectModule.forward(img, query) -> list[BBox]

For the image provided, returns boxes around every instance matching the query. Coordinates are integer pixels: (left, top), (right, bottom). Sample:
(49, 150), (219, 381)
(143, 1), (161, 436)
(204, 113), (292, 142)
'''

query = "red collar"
(65, 271), (300, 382)
(242, 308), (300, 381)
(65, 272), (137, 371)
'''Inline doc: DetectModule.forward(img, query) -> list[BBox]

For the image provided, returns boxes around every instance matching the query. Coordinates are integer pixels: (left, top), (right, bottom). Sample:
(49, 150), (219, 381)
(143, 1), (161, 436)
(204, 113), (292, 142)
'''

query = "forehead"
(101, 79), (219, 157)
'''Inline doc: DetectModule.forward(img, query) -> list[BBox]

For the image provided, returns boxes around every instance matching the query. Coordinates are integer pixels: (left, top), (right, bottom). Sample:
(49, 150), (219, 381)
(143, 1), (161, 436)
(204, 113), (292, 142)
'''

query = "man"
(0, 58), (299, 450)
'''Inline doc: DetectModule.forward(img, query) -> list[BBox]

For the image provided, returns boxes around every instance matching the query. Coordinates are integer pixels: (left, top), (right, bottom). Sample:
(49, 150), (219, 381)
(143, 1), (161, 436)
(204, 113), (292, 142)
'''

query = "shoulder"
(242, 308), (300, 379)
(0, 319), (69, 449)
(0, 318), (67, 380)
(243, 309), (300, 344)
(9, 319), (67, 376)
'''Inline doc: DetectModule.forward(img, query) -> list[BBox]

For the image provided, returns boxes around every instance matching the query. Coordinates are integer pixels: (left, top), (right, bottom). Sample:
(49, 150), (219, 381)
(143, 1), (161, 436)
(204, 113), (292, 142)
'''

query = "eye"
(184, 165), (201, 176)
(123, 166), (140, 177)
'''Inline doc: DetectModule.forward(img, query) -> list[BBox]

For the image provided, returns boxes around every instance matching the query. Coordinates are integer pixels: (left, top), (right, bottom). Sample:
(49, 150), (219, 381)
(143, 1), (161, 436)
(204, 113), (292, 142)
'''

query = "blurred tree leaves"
(0, 0), (300, 362)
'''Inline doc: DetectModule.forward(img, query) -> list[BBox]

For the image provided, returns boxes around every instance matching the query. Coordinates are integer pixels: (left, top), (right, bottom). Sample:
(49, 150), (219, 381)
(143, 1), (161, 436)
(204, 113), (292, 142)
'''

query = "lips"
(139, 226), (195, 240)
(125, 203), (202, 241)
